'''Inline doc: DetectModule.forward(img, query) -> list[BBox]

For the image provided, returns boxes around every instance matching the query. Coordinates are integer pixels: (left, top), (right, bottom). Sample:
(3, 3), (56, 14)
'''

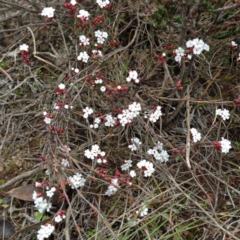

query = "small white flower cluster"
(40, 7), (55, 18)
(70, 0), (77, 5)
(72, 67), (79, 74)
(77, 51), (90, 63)
(90, 117), (101, 128)
(232, 40), (238, 47)
(61, 158), (70, 168)
(46, 187), (56, 198)
(174, 38), (209, 63)
(105, 185), (118, 196)
(95, 30), (108, 44)
(68, 173), (86, 189)
(118, 102), (142, 126)
(58, 83), (66, 90)
(19, 44), (29, 51)
(220, 137), (232, 154)
(121, 159), (133, 171)
(126, 70), (140, 83)
(92, 49), (103, 58)
(136, 204), (148, 217)
(128, 137), (142, 151)
(190, 128), (202, 143)
(104, 114), (116, 127)
(59, 145), (71, 153)
(83, 106), (94, 118)
(37, 223), (55, 240)
(129, 170), (136, 178)
(147, 141), (169, 163)
(216, 109), (230, 121)
(95, 77), (103, 84)
(42, 111), (52, 125)
(77, 9), (90, 20)
(54, 211), (66, 223)
(84, 144), (106, 160)
(145, 106), (162, 122)
(174, 47), (185, 63)
(137, 159), (155, 177)
(186, 38), (210, 55)
(54, 215), (65, 223)
(105, 178), (119, 196)
(32, 191), (52, 214)
(96, 0), (110, 8)
(79, 35), (90, 46)
(53, 102), (73, 110)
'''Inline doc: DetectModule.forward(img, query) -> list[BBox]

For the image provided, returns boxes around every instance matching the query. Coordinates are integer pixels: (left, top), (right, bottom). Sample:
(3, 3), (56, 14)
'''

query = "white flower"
(84, 144), (105, 160)
(137, 160), (155, 177)
(64, 104), (73, 109)
(129, 170), (136, 178)
(79, 35), (90, 46)
(174, 47), (185, 63)
(46, 187), (56, 198)
(90, 117), (101, 128)
(44, 117), (52, 125)
(136, 204), (148, 217)
(33, 191), (52, 214)
(232, 41), (237, 47)
(147, 142), (169, 163)
(186, 38), (209, 55)
(96, 0), (110, 8)
(37, 224), (55, 240)
(105, 178), (119, 196)
(100, 86), (106, 92)
(95, 78), (103, 84)
(68, 173), (86, 189)
(83, 107), (93, 118)
(61, 158), (70, 168)
(104, 114), (116, 127)
(92, 49), (103, 58)
(148, 106), (162, 122)
(54, 215), (63, 223)
(84, 149), (95, 160)
(40, 7), (55, 18)
(77, 9), (90, 20)
(216, 109), (230, 121)
(77, 51), (90, 63)
(128, 137), (142, 151)
(128, 102), (141, 116)
(219, 137), (231, 154)
(190, 128), (202, 143)
(121, 160), (132, 171)
(95, 30), (108, 44)
(70, 0), (77, 5)
(105, 185), (118, 196)
(117, 102), (141, 127)
(54, 211), (66, 223)
(126, 70), (139, 83)
(19, 44), (29, 51)
(58, 83), (65, 89)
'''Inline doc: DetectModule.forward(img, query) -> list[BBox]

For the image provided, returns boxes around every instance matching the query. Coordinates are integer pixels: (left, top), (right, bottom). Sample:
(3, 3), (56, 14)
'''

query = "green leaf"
(34, 212), (43, 221)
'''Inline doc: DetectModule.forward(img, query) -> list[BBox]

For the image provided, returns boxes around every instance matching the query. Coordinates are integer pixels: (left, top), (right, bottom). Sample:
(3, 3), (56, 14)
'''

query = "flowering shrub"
(1, 1), (240, 240)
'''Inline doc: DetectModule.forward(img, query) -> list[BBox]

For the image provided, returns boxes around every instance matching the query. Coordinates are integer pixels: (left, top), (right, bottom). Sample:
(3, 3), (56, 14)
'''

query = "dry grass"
(0, 0), (240, 239)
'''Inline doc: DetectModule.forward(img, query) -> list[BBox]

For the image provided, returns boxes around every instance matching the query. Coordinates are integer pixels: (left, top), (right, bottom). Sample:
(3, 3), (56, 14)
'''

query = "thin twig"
(211, 3), (240, 12)
(27, 27), (63, 72)
(0, 167), (40, 190)
(185, 85), (191, 168)
(0, 66), (13, 81)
